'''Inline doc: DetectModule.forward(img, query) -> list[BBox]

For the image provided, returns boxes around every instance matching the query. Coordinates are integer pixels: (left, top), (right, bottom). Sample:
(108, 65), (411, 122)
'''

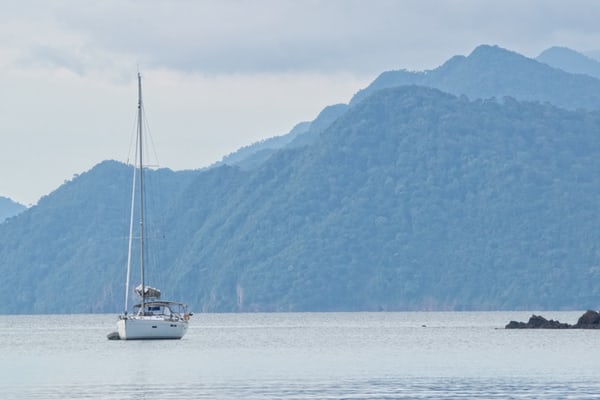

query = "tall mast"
(137, 72), (146, 311)
(124, 149), (136, 314)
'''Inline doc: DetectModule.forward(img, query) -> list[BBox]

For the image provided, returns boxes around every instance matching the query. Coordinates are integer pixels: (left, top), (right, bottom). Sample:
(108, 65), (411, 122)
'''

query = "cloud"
(17, 44), (86, 75)
(5, 0), (600, 80)
(49, 0), (404, 75)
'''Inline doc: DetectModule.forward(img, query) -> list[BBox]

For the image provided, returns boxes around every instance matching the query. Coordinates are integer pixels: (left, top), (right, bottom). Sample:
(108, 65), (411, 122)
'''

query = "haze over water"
(2, 311), (600, 399)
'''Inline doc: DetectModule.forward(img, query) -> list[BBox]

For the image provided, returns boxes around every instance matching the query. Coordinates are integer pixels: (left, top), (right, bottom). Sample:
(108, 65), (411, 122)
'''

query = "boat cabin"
(132, 301), (190, 321)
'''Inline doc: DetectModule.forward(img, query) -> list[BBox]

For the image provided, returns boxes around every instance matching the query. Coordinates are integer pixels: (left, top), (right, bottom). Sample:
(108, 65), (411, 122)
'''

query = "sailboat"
(108, 73), (191, 340)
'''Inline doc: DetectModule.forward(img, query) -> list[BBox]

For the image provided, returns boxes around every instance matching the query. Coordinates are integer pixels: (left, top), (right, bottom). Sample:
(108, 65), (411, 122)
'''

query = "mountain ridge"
(351, 44), (600, 110)
(0, 196), (26, 223)
(221, 44), (600, 172)
(537, 46), (600, 79)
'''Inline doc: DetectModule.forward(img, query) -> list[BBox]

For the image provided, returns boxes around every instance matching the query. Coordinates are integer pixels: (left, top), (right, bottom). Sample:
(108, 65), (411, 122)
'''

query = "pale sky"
(2, 0), (600, 205)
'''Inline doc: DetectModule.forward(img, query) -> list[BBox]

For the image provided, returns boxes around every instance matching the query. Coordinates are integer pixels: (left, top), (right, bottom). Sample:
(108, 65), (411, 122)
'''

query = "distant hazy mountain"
(0, 196), (26, 222)
(351, 44), (600, 110)
(585, 50), (600, 62)
(220, 44), (600, 171)
(536, 46), (600, 79)
(217, 103), (348, 169)
(216, 121), (311, 170)
(3, 45), (600, 314)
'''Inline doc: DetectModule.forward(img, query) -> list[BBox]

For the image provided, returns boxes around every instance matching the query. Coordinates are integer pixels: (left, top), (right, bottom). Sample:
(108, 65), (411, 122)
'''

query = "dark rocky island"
(506, 310), (600, 329)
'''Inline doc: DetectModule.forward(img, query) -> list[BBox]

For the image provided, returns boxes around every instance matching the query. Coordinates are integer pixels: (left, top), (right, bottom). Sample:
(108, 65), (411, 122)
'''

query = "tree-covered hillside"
(166, 86), (600, 312)
(0, 161), (201, 313)
(3, 85), (599, 313)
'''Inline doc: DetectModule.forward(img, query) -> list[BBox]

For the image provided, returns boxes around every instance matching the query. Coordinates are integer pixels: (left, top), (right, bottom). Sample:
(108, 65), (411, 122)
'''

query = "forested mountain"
(2, 45), (600, 314)
(0, 196), (25, 223)
(0, 161), (201, 313)
(169, 87), (600, 312)
(537, 46), (600, 79)
(2, 85), (600, 313)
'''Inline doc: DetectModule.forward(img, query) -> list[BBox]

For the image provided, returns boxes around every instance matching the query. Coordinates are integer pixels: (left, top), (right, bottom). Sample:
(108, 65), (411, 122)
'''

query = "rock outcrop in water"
(505, 310), (600, 329)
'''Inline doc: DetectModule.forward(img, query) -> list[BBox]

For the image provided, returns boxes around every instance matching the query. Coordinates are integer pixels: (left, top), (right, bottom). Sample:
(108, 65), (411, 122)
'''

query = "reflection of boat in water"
(108, 73), (191, 340)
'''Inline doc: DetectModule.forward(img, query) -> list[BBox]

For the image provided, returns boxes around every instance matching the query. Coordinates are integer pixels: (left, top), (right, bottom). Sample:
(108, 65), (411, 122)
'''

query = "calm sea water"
(1, 311), (600, 399)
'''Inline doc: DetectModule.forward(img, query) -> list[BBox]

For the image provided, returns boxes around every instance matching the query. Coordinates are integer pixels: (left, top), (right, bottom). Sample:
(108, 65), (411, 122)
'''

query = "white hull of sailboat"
(117, 317), (188, 340)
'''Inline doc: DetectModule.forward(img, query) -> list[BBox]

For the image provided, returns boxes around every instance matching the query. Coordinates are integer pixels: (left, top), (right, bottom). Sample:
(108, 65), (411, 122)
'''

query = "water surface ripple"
(2, 312), (599, 399)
